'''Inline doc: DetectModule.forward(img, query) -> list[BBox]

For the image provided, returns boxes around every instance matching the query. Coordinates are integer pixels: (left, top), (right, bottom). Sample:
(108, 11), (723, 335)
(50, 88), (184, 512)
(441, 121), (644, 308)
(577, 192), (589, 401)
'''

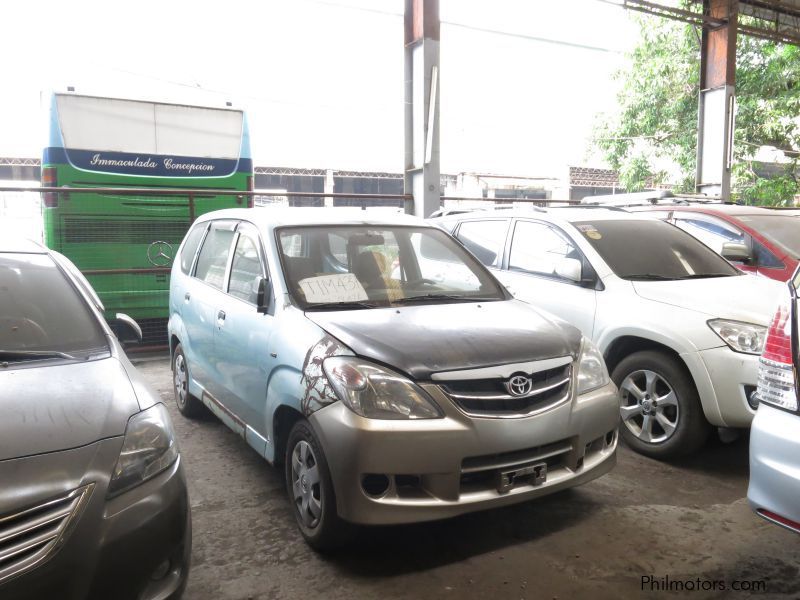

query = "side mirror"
(721, 242), (751, 263)
(113, 313), (142, 345)
(256, 277), (271, 314)
(554, 257), (583, 283)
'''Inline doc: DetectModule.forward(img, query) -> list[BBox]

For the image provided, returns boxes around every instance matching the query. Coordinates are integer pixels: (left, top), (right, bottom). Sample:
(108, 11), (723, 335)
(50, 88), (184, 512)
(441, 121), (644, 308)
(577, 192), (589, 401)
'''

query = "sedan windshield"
(737, 214), (800, 258)
(573, 219), (741, 280)
(0, 253), (108, 358)
(277, 225), (506, 309)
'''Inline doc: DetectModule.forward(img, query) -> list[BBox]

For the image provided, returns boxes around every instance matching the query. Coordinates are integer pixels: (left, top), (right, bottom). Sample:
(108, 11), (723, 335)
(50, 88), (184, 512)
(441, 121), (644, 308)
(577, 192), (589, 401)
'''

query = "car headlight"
(577, 338), (610, 395)
(108, 403), (179, 497)
(323, 357), (443, 419)
(708, 319), (767, 355)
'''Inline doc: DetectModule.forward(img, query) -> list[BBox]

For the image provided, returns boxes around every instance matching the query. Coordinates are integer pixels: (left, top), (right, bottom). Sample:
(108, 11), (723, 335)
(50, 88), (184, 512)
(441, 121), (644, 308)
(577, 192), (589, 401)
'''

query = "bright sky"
(1, 0), (639, 175)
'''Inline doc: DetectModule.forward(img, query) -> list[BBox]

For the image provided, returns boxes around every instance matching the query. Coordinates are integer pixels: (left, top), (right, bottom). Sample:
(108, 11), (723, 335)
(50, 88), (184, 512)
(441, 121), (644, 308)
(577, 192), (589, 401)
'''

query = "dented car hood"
(305, 299), (582, 380)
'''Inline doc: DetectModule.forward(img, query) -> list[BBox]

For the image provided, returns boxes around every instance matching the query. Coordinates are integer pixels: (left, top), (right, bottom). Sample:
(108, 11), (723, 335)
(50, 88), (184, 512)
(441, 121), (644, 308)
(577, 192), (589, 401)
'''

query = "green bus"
(42, 92), (253, 345)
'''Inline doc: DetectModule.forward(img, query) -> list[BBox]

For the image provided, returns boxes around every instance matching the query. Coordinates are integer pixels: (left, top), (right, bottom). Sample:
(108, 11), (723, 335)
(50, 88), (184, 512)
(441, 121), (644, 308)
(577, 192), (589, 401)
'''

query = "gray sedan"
(0, 240), (190, 599)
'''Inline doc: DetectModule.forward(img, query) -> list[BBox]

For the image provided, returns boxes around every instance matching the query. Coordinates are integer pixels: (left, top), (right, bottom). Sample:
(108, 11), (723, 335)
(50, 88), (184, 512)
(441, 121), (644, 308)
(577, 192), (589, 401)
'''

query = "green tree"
(594, 16), (800, 205)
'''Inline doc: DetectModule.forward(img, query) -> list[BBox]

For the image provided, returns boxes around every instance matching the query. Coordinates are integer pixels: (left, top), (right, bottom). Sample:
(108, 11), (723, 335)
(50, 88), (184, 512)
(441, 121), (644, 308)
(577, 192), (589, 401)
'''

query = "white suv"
(432, 208), (783, 459)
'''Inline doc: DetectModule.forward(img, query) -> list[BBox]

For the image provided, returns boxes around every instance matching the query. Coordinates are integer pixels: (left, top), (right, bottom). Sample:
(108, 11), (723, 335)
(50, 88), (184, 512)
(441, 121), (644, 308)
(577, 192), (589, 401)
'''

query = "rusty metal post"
(404, 0), (440, 218)
(696, 0), (738, 197)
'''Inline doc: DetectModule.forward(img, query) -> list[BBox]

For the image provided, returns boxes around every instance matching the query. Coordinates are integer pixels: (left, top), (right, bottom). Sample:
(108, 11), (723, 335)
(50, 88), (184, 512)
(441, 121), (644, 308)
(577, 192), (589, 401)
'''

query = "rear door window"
(194, 222), (236, 290)
(455, 220), (510, 268)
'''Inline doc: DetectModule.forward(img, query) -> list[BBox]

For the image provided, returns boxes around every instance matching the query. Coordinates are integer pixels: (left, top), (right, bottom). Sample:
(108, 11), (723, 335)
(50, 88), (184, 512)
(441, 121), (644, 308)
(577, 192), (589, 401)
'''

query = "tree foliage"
(594, 16), (800, 205)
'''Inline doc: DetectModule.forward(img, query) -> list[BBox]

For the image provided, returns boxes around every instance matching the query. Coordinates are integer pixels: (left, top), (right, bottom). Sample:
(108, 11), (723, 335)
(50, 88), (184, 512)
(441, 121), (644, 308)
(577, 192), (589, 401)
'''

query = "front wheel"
(612, 350), (710, 460)
(285, 420), (352, 550)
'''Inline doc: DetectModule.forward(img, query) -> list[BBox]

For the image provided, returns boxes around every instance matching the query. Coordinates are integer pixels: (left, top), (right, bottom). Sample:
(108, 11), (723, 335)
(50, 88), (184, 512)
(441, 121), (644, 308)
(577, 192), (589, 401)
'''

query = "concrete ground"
(132, 355), (800, 600)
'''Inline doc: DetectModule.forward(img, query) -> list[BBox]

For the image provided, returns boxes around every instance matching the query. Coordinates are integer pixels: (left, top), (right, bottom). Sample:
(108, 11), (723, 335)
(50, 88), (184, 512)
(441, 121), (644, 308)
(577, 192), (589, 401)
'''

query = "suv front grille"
(0, 485), (93, 585)
(440, 363), (572, 418)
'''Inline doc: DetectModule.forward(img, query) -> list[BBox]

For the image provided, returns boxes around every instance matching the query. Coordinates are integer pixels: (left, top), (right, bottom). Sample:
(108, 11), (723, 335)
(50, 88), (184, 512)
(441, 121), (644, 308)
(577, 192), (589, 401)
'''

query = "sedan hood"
(632, 274), (784, 325)
(305, 299), (582, 380)
(0, 357), (139, 461)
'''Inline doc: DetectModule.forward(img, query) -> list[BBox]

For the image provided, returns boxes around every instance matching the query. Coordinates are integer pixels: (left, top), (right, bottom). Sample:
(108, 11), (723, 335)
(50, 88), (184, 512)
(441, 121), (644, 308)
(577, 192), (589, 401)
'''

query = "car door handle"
(217, 310), (226, 325)
(184, 292), (191, 302)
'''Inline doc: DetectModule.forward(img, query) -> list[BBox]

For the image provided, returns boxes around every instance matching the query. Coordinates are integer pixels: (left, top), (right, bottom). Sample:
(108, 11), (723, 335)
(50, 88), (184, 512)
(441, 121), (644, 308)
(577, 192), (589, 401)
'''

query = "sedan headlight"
(577, 338), (610, 395)
(323, 357), (443, 419)
(708, 319), (767, 355)
(108, 403), (179, 497)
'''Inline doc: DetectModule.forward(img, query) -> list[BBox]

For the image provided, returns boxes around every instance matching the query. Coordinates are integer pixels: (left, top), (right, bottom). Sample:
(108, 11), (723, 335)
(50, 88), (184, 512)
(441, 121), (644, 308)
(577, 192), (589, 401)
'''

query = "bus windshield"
(42, 93), (252, 345)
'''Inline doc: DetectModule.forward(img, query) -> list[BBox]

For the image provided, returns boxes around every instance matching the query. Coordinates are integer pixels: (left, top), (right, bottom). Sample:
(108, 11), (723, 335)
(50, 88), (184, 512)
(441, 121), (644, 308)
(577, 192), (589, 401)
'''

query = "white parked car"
(432, 208), (783, 459)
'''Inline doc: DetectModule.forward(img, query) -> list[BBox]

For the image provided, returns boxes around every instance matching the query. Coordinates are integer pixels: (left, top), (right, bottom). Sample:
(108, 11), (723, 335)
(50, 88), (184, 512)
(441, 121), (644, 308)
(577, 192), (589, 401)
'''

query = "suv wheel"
(285, 420), (352, 550)
(173, 343), (205, 418)
(612, 350), (710, 459)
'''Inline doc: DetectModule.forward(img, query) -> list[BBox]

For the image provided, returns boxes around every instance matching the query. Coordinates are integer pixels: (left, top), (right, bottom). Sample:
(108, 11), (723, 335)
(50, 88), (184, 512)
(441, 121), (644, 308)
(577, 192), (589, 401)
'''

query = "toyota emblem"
(147, 241), (174, 267)
(505, 374), (534, 397)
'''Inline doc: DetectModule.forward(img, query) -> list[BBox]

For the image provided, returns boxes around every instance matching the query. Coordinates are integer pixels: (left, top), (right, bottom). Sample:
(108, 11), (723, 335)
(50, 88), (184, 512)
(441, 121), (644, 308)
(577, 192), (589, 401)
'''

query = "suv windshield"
(737, 214), (800, 258)
(0, 253), (109, 359)
(277, 225), (506, 309)
(573, 219), (740, 280)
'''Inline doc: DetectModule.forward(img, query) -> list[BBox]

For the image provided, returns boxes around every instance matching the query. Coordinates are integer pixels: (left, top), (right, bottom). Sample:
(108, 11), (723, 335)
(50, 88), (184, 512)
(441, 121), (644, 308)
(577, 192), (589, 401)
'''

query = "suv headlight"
(708, 319), (766, 355)
(323, 357), (443, 419)
(577, 338), (610, 395)
(108, 403), (179, 497)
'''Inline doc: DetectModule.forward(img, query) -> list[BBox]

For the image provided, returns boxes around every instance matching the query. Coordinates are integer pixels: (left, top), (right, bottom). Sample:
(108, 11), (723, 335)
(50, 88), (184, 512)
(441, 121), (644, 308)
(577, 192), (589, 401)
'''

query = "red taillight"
(246, 175), (254, 208)
(41, 166), (58, 208)
(762, 303), (793, 365)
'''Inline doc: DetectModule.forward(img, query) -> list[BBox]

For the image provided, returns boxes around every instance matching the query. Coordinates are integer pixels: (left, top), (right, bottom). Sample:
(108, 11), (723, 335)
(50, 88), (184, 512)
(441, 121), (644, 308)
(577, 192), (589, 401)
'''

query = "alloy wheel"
(619, 369), (680, 444)
(174, 353), (188, 408)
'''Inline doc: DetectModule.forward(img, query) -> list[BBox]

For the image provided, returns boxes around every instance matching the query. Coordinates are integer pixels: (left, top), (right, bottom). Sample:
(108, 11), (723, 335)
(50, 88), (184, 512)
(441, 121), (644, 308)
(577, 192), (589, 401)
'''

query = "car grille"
(0, 485), (93, 585)
(439, 363), (572, 418)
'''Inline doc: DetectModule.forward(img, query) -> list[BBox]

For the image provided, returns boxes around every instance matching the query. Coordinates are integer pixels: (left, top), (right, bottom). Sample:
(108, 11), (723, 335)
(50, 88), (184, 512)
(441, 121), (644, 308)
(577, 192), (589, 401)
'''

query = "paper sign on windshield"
(298, 274), (369, 303)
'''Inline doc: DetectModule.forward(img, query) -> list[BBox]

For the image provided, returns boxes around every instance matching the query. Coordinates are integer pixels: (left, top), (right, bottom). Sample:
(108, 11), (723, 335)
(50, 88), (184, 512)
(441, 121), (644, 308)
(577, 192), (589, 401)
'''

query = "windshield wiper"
(0, 349), (77, 363)
(392, 294), (497, 304)
(674, 273), (734, 280)
(625, 274), (677, 281)
(305, 301), (378, 311)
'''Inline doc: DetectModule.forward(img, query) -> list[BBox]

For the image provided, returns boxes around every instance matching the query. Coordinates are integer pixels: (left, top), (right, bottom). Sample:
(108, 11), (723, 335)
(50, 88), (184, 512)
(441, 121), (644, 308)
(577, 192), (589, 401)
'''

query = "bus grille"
(63, 218), (190, 245)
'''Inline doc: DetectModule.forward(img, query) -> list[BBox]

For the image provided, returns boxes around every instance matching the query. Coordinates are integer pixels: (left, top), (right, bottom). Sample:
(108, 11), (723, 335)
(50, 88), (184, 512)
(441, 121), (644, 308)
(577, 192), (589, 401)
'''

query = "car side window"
(455, 220), (510, 268)
(752, 239), (783, 269)
(180, 223), (208, 275)
(509, 220), (579, 280)
(228, 232), (265, 304)
(672, 213), (745, 255)
(194, 223), (235, 290)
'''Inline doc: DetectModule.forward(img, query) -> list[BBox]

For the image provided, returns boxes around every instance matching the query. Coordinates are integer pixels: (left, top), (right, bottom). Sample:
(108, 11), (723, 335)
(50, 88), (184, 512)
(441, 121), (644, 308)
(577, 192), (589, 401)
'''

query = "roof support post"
(404, 0), (440, 217)
(696, 0), (738, 198)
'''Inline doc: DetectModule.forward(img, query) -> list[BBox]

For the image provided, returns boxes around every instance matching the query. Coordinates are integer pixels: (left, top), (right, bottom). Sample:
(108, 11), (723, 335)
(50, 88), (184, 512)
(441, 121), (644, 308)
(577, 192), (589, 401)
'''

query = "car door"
(493, 219), (597, 338)
(213, 222), (276, 431)
(186, 219), (237, 400)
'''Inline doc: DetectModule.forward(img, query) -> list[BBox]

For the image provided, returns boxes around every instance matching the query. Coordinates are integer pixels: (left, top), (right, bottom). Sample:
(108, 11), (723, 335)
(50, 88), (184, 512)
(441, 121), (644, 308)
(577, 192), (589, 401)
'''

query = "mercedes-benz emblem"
(505, 374), (534, 397)
(147, 240), (174, 267)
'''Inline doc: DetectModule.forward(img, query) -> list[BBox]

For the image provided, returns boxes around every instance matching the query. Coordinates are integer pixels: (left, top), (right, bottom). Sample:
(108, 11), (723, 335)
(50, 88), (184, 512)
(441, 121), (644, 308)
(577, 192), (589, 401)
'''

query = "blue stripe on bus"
(43, 147), (253, 177)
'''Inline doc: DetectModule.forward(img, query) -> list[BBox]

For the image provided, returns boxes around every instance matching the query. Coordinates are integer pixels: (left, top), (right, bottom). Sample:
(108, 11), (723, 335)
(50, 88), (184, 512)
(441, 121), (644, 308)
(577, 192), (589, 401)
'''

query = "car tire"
(172, 343), (205, 419)
(285, 420), (352, 551)
(612, 350), (710, 460)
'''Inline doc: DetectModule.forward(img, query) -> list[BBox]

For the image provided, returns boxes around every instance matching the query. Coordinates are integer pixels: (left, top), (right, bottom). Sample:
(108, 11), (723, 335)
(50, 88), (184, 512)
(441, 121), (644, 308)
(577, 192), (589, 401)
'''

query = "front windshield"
(0, 253), (109, 357)
(737, 214), (800, 258)
(277, 225), (506, 309)
(573, 219), (741, 281)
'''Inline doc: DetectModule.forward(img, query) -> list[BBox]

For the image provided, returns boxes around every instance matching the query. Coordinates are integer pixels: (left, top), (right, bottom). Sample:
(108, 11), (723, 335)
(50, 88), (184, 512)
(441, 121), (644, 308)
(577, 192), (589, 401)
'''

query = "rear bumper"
(311, 382), (619, 525)
(0, 440), (191, 600)
(748, 403), (800, 534)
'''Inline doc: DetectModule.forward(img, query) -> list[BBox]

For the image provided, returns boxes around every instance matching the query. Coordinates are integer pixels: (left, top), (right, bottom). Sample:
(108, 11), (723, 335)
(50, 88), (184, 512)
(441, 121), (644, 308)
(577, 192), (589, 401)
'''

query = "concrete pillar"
(696, 0), (738, 198)
(324, 169), (334, 208)
(404, 0), (440, 218)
